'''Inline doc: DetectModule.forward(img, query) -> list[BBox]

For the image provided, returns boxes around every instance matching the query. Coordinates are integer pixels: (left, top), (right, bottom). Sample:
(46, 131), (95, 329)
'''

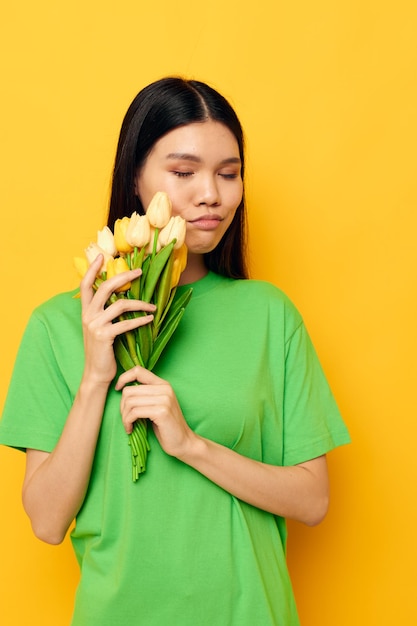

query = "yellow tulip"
(114, 217), (134, 254)
(158, 215), (187, 249)
(73, 256), (89, 278)
(146, 191), (172, 229)
(177, 243), (188, 271)
(106, 256), (131, 292)
(126, 212), (151, 248)
(97, 226), (117, 256)
(85, 243), (113, 274)
(171, 244), (188, 288)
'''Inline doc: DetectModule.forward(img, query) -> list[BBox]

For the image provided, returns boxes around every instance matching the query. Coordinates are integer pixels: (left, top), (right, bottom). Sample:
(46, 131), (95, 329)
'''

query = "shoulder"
(214, 276), (304, 338)
(225, 277), (301, 315)
(33, 288), (80, 314)
(231, 278), (291, 300)
(29, 288), (81, 332)
(16, 289), (84, 367)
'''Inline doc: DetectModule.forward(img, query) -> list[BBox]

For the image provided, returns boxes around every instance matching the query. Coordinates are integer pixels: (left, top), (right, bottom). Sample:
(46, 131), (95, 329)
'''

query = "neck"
(178, 253), (208, 285)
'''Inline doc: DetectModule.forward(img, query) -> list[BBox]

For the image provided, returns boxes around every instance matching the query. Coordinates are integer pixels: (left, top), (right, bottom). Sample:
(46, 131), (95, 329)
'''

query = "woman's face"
(135, 120), (243, 255)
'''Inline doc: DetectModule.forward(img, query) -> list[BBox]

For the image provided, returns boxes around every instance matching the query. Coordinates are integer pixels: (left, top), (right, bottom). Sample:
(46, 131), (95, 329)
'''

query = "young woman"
(0, 77), (350, 625)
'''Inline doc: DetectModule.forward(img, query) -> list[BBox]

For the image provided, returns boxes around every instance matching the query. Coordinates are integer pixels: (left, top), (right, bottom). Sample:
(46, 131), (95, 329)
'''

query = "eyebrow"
(166, 153), (241, 165)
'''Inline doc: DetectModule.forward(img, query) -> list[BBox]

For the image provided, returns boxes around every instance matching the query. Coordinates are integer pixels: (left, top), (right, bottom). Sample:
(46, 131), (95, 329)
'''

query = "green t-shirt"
(0, 272), (350, 625)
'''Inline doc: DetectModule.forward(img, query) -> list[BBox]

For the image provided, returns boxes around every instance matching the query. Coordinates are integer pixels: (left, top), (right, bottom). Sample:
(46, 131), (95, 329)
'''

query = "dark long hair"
(107, 77), (248, 279)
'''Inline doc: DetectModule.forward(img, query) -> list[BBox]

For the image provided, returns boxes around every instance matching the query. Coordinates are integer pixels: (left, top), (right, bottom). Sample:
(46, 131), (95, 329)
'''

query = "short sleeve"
(282, 322), (350, 466)
(0, 311), (74, 452)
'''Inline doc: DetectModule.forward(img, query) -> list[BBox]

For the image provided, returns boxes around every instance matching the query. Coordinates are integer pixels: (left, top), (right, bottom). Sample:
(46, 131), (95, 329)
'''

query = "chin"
(185, 235), (225, 255)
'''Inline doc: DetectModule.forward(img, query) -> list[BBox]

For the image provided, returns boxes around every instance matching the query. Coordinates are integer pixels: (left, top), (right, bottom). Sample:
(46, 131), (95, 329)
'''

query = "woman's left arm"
(116, 367), (329, 526)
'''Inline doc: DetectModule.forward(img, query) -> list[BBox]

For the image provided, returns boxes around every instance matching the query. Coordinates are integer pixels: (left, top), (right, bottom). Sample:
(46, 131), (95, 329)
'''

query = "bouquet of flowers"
(74, 192), (192, 481)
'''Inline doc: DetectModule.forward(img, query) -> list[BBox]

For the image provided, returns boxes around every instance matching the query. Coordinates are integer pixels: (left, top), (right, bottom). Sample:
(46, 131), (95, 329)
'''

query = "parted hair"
(107, 77), (248, 279)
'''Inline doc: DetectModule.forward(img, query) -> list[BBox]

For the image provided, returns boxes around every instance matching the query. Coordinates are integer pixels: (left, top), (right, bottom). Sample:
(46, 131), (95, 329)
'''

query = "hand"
(80, 255), (157, 386)
(115, 366), (195, 459)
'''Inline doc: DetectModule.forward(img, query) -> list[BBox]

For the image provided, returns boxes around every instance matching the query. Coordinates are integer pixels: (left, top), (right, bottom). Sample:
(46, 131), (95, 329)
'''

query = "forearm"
(22, 377), (109, 544)
(179, 436), (329, 526)
(116, 367), (329, 526)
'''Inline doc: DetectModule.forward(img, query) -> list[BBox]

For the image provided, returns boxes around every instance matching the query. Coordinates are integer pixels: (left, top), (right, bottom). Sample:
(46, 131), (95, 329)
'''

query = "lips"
(189, 213), (223, 223)
(188, 214), (224, 230)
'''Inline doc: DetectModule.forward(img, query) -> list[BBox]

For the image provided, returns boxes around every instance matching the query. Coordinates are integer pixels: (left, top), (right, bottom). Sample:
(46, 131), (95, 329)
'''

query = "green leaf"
(128, 247), (147, 301)
(129, 276), (141, 302)
(157, 287), (193, 334)
(114, 336), (136, 371)
(152, 253), (174, 331)
(154, 287), (176, 333)
(147, 307), (186, 371)
(137, 318), (153, 367)
(122, 329), (143, 367)
(140, 255), (151, 288)
(141, 242), (175, 303)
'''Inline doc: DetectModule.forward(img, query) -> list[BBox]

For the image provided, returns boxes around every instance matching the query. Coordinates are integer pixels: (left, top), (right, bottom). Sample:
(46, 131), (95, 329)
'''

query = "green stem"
(125, 330), (142, 366)
(128, 417), (150, 481)
(152, 228), (159, 259)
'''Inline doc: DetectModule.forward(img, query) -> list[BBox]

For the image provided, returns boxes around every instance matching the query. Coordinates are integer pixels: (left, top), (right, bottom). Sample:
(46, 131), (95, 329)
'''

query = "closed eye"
(219, 172), (239, 179)
(172, 171), (194, 177)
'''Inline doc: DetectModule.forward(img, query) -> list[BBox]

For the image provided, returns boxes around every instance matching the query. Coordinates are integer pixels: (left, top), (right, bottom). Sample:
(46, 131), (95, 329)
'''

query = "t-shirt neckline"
(176, 271), (227, 299)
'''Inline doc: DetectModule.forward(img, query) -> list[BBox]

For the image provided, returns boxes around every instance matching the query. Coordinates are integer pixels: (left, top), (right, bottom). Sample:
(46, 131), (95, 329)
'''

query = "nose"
(195, 175), (220, 207)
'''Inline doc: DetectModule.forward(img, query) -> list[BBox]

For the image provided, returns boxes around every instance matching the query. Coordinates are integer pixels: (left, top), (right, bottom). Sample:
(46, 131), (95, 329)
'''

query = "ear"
(133, 175), (139, 197)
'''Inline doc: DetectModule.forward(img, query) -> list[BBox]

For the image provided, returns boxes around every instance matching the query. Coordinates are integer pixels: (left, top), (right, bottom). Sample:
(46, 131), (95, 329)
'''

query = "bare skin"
(23, 121), (330, 544)
(22, 256), (157, 544)
(116, 366), (329, 525)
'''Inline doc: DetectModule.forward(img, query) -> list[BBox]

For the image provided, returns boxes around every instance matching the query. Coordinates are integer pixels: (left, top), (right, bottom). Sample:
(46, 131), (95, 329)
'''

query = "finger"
(97, 297), (156, 327)
(119, 382), (173, 412)
(111, 313), (155, 338)
(115, 365), (165, 390)
(79, 255), (142, 307)
(89, 268), (143, 311)
(120, 396), (169, 433)
(83, 306), (155, 352)
(80, 254), (104, 306)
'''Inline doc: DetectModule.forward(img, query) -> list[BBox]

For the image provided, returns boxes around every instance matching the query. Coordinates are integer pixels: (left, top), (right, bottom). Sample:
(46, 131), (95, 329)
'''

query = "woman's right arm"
(22, 255), (155, 545)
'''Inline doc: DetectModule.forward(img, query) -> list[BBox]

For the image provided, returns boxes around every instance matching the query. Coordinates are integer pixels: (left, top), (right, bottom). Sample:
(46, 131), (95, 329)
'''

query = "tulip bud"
(158, 215), (187, 249)
(97, 226), (117, 256)
(114, 217), (134, 254)
(73, 256), (89, 278)
(175, 243), (188, 272)
(126, 212), (151, 248)
(85, 243), (113, 274)
(106, 256), (131, 292)
(146, 191), (172, 229)
(170, 244), (188, 288)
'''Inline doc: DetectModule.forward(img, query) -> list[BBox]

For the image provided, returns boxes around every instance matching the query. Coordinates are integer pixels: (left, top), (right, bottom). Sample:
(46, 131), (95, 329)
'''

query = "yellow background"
(1, 1), (416, 624)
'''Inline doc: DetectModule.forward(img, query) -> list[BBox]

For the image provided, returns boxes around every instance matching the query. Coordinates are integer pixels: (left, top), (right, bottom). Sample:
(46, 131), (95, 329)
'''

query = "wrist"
(178, 433), (210, 467)
(79, 372), (112, 394)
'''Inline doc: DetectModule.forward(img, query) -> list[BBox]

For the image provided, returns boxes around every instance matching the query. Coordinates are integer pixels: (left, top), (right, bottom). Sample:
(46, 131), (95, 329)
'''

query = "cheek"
(227, 177), (243, 203)
(136, 168), (178, 209)
(166, 190), (190, 219)
(227, 185), (243, 216)
(135, 175), (152, 207)
(147, 180), (187, 216)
